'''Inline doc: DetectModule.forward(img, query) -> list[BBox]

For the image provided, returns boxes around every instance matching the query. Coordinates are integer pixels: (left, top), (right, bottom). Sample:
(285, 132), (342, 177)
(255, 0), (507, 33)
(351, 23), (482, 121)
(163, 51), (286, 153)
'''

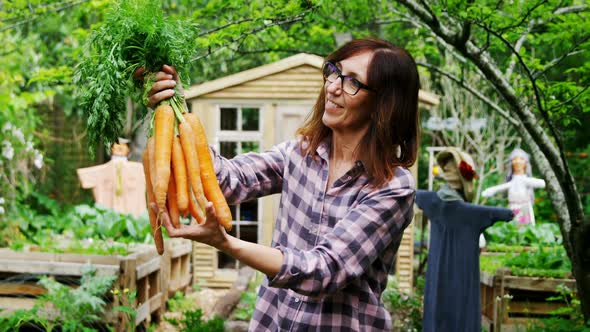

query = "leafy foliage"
(231, 291), (257, 321)
(167, 291), (198, 313)
(1, 191), (154, 254)
(526, 285), (590, 332)
(166, 308), (225, 332)
(74, 0), (199, 151)
(484, 221), (562, 246)
(382, 276), (424, 332)
(480, 246), (572, 278)
(0, 265), (117, 332)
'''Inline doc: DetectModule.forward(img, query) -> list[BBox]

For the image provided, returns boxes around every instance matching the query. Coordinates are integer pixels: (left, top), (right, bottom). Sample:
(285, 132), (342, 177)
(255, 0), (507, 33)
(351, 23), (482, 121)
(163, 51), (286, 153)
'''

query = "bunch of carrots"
(73, 0), (232, 255)
(143, 96), (232, 255)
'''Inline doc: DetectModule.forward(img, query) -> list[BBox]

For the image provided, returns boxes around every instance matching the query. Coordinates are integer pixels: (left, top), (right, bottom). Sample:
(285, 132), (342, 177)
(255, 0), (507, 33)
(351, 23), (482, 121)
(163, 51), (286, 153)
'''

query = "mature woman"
(148, 38), (420, 331)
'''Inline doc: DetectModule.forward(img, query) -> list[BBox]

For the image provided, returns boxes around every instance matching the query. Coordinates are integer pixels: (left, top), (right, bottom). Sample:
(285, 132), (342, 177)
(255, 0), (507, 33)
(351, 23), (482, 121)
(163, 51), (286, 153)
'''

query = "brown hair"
(297, 38), (420, 186)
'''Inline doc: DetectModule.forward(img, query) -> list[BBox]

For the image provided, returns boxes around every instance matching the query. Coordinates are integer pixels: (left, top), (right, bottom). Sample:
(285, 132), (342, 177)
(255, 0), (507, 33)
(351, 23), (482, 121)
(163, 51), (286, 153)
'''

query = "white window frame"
(215, 104), (264, 268)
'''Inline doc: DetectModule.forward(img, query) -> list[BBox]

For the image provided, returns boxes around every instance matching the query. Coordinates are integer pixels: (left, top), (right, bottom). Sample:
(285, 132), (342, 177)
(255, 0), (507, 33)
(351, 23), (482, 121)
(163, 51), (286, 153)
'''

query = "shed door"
(275, 104), (312, 142)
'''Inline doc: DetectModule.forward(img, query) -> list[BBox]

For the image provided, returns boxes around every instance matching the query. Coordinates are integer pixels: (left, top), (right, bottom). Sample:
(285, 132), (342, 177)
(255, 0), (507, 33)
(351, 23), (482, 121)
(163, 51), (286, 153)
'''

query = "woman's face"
(512, 156), (527, 175)
(322, 51), (375, 134)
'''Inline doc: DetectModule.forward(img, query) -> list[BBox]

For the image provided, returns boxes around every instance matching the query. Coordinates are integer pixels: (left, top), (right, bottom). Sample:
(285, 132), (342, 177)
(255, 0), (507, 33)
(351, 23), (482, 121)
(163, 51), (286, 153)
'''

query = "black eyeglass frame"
(322, 61), (375, 96)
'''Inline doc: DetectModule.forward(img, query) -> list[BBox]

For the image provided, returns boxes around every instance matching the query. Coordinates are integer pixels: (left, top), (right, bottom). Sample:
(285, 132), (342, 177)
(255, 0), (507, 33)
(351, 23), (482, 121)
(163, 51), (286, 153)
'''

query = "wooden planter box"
(162, 238), (192, 297)
(480, 268), (576, 332)
(0, 245), (166, 331)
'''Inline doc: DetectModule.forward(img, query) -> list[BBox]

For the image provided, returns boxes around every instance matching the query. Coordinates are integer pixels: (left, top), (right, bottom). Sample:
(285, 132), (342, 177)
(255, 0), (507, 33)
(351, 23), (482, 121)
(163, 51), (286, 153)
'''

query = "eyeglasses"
(322, 61), (374, 96)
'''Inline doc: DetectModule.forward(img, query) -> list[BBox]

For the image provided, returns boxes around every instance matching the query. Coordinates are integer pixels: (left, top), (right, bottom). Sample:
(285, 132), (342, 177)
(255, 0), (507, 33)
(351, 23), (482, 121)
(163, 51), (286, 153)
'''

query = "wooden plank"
(0, 251), (121, 265)
(0, 297), (37, 312)
(0, 260), (119, 276)
(136, 256), (161, 280)
(508, 300), (567, 315)
(134, 293), (162, 326)
(480, 271), (495, 287)
(502, 275), (576, 292)
(0, 283), (47, 296)
(170, 243), (192, 258)
(205, 91), (319, 100)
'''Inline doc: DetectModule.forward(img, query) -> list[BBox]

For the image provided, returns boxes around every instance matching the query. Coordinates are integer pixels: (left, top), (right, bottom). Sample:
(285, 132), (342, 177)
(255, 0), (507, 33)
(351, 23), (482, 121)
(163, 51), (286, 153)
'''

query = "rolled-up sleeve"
(212, 141), (293, 204)
(269, 184), (415, 297)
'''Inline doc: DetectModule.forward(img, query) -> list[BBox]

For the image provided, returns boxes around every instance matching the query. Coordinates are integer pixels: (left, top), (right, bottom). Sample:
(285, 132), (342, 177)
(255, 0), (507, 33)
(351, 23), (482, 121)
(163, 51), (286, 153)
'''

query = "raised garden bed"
(0, 245), (165, 331)
(163, 238), (192, 297)
(480, 268), (576, 332)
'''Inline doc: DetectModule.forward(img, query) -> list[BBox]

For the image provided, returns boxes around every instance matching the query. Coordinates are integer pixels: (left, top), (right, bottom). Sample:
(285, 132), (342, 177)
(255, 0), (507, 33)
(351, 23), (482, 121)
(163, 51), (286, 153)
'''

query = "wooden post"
(118, 254), (137, 332)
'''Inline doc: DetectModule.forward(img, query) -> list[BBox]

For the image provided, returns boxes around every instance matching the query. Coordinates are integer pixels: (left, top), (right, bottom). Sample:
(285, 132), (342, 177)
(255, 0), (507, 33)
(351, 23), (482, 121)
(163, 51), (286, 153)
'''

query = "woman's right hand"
(137, 64), (180, 108)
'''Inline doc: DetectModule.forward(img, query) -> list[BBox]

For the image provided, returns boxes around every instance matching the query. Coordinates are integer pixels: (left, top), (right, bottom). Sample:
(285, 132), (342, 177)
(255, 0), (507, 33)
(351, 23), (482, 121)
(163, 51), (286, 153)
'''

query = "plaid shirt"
(213, 138), (415, 331)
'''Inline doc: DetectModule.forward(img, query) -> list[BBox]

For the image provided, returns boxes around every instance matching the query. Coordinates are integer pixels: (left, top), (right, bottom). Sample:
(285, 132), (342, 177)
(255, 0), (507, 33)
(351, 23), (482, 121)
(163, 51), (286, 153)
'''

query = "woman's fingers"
(205, 202), (216, 221)
(162, 64), (177, 78)
(154, 71), (174, 81)
(151, 202), (179, 237)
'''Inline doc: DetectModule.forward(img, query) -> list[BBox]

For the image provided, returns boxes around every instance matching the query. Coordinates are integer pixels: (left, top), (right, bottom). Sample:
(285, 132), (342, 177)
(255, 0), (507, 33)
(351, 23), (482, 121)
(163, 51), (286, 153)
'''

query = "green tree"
(392, 0), (590, 320)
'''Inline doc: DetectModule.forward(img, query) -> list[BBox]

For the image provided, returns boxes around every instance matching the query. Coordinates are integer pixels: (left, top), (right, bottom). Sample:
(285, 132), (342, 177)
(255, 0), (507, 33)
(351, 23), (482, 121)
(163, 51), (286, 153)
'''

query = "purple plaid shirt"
(213, 138), (415, 331)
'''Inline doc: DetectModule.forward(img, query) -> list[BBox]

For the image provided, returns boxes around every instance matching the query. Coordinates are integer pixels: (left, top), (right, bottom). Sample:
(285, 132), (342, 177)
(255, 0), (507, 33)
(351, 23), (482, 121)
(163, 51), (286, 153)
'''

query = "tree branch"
(547, 86), (590, 113)
(416, 61), (515, 124)
(191, 8), (315, 62)
(0, 0), (90, 32)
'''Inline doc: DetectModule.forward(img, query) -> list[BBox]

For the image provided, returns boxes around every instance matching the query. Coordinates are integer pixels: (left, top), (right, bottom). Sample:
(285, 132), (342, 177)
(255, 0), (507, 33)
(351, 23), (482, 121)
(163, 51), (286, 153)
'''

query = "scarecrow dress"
(416, 189), (513, 332)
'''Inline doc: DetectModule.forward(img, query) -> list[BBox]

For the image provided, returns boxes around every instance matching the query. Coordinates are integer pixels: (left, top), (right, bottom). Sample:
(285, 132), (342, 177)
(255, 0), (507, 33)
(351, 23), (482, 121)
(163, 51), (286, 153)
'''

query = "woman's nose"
(326, 78), (342, 94)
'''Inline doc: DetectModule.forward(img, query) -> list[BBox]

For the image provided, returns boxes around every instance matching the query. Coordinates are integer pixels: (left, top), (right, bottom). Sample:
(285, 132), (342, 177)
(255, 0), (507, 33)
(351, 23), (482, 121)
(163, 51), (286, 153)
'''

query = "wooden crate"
(0, 246), (166, 331)
(162, 238), (192, 297)
(480, 268), (576, 332)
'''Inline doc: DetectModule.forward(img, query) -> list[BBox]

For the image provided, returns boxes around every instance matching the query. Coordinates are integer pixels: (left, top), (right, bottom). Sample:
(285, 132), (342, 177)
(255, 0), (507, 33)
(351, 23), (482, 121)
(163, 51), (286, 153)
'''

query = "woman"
(149, 38), (420, 331)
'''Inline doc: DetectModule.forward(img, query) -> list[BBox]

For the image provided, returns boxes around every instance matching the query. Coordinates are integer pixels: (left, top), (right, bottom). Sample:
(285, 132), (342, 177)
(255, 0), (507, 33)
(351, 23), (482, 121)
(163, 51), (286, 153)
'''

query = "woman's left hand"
(150, 202), (229, 250)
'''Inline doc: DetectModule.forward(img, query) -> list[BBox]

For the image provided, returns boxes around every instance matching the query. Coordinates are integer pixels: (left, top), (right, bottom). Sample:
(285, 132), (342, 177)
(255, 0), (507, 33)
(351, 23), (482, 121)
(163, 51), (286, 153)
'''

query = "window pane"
(218, 226), (237, 268)
(240, 200), (258, 222)
(241, 141), (259, 154)
(240, 225), (258, 244)
(220, 107), (237, 130)
(220, 141), (237, 159)
(229, 204), (237, 222)
(242, 108), (259, 131)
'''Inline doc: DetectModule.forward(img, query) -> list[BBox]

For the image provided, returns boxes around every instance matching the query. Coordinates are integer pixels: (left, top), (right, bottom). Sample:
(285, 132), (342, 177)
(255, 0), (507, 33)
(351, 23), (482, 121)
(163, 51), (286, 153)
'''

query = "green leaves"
(75, 0), (200, 151)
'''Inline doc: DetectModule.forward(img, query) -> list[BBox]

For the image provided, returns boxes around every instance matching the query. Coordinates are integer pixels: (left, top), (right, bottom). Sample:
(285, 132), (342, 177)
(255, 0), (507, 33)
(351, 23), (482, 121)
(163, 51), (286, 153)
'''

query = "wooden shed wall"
(199, 65), (323, 100)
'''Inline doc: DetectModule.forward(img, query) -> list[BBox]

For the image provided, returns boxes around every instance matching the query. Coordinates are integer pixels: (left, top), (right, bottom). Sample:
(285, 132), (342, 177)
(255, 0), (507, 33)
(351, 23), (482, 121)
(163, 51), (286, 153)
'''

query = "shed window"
(217, 105), (262, 269)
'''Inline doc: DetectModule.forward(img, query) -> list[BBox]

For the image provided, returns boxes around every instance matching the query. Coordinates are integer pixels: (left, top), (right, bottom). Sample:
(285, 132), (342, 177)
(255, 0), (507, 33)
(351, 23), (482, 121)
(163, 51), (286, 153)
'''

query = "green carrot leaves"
(74, 0), (198, 152)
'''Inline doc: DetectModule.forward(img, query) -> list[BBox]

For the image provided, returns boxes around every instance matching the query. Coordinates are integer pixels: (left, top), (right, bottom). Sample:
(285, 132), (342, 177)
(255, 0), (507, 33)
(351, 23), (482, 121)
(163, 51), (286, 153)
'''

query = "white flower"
(33, 150), (44, 169)
(12, 128), (25, 143)
(2, 122), (12, 132)
(0, 206), (4, 214)
(0, 197), (4, 204)
(2, 140), (14, 160)
(26, 140), (34, 152)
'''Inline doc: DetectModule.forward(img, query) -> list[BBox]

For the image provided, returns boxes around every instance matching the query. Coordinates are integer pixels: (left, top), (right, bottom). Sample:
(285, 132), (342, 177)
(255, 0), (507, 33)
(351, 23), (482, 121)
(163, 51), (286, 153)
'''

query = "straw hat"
(436, 147), (478, 202)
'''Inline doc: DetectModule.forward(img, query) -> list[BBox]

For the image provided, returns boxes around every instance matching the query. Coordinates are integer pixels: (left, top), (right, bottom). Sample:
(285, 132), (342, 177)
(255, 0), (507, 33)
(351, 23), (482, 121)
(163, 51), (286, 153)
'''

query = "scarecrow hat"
(436, 147), (478, 202)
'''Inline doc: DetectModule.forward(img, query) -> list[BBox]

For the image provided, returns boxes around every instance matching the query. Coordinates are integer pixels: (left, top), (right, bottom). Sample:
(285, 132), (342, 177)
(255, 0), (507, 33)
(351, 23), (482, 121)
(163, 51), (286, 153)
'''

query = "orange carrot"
(167, 168), (181, 229)
(147, 137), (157, 193)
(171, 135), (189, 215)
(178, 121), (208, 212)
(184, 112), (233, 231)
(142, 149), (164, 255)
(154, 104), (175, 210)
(188, 187), (206, 225)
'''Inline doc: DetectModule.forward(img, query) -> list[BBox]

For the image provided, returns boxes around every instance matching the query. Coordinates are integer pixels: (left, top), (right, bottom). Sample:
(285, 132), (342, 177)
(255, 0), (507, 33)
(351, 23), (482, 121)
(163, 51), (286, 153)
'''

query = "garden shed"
(185, 53), (439, 291)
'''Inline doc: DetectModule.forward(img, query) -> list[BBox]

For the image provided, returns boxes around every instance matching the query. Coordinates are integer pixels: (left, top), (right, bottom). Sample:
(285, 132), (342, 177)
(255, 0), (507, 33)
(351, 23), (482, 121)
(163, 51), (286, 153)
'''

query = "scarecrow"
(482, 148), (545, 225)
(416, 147), (513, 332)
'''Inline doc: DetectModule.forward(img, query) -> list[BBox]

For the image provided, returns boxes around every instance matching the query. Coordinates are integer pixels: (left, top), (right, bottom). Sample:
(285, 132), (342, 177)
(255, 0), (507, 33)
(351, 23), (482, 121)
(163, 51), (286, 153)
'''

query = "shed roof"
(185, 53), (439, 106)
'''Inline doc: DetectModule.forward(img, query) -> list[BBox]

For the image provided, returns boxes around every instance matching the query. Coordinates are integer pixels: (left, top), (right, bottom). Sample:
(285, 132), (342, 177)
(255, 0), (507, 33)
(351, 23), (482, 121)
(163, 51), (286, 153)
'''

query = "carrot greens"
(74, 0), (198, 152)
